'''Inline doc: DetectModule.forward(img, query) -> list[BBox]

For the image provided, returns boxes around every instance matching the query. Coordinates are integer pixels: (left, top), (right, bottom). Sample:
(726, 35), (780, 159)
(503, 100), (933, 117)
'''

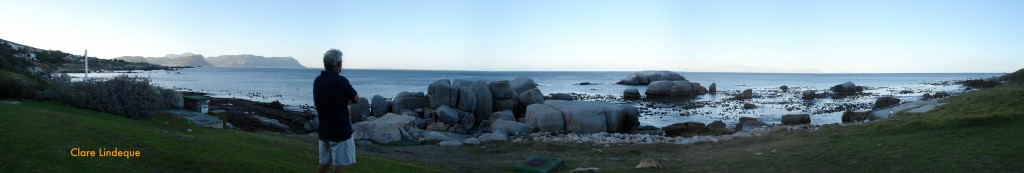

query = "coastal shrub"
(55, 74), (174, 119)
(0, 73), (36, 99)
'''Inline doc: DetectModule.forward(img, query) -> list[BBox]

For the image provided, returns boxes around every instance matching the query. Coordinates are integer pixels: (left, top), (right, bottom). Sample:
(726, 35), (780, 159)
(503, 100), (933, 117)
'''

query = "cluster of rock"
(617, 70), (709, 99)
(830, 81), (864, 96)
(344, 77), (642, 146)
(616, 70), (686, 85)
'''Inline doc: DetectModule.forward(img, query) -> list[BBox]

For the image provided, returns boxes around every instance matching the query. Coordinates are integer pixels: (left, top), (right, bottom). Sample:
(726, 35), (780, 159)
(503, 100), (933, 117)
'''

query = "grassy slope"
(0, 101), (442, 172)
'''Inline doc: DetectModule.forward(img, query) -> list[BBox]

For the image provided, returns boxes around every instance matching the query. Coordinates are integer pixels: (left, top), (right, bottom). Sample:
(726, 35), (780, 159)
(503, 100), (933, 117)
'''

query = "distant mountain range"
(115, 53), (306, 68)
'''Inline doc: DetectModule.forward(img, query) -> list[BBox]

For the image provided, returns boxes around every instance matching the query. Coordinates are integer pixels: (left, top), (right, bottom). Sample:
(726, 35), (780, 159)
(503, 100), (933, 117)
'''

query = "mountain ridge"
(115, 53), (306, 68)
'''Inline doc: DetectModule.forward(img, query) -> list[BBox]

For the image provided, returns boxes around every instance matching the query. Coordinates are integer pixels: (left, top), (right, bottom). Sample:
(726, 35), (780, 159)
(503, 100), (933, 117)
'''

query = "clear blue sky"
(1, 0), (1021, 73)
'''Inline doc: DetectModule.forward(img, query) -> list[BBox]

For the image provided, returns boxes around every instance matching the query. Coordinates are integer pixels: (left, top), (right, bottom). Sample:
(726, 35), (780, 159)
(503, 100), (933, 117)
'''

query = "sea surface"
(70, 67), (1000, 127)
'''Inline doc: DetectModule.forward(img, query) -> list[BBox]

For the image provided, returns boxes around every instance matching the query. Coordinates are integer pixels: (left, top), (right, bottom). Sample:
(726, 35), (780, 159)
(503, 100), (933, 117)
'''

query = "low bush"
(0, 73), (36, 99)
(54, 74), (181, 119)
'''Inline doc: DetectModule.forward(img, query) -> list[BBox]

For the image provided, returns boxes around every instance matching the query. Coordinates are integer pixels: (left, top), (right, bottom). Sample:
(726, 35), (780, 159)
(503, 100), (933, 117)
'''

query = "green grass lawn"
(0, 101), (442, 172)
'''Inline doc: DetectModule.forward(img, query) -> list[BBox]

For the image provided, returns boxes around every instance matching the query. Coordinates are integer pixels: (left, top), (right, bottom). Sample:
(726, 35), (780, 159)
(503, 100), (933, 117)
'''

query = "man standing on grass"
(313, 49), (359, 173)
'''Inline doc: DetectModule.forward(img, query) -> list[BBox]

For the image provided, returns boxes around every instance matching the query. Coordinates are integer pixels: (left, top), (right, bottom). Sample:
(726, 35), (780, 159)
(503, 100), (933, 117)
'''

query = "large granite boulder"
(620, 104), (641, 131)
(490, 119), (535, 135)
(623, 88), (641, 100)
(874, 96), (901, 108)
(469, 81), (493, 124)
(349, 97), (370, 123)
(489, 80), (514, 99)
(518, 88), (545, 106)
(456, 86), (476, 112)
(352, 113), (416, 144)
(510, 77), (539, 95)
(524, 104), (565, 132)
(436, 105), (460, 124)
(493, 98), (516, 112)
(489, 110), (516, 122)
(830, 81), (864, 96)
(370, 95), (391, 118)
(543, 100), (635, 133)
(781, 114), (811, 125)
(617, 70), (686, 85)
(645, 80), (708, 98)
(428, 79), (460, 109)
(663, 122), (706, 137)
(391, 91), (429, 113)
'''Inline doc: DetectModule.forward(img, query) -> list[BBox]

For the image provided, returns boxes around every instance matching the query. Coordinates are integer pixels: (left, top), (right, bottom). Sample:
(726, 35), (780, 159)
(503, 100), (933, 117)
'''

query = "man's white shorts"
(319, 138), (356, 166)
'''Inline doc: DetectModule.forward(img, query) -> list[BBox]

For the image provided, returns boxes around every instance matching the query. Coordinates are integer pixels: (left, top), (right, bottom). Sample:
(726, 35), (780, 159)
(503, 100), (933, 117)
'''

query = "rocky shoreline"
(180, 70), (986, 148)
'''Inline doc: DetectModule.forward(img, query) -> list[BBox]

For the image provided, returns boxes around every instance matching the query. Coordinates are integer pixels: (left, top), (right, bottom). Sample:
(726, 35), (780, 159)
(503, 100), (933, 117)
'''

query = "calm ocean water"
(71, 67), (1000, 127)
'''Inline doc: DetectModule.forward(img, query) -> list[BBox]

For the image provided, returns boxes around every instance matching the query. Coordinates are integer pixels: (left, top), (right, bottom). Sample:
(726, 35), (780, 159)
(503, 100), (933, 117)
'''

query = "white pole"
(83, 49), (88, 81)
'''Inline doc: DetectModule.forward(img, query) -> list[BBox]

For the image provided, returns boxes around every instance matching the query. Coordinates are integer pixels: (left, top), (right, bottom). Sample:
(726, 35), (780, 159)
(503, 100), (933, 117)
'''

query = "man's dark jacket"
(313, 71), (358, 142)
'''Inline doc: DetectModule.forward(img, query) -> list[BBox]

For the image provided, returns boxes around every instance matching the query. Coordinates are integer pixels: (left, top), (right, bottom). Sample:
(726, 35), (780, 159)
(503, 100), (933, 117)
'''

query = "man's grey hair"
(323, 49), (343, 71)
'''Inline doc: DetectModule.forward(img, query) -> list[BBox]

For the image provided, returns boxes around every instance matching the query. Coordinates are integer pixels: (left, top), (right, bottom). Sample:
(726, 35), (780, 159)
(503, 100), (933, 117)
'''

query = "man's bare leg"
(334, 166), (345, 173)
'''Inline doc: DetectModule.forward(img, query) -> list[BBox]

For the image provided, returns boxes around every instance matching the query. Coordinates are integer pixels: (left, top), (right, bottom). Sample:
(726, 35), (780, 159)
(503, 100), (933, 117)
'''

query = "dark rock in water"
(898, 90), (913, 94)
(874, 96), (901, 108)
(663, 122), (706, 137)
(548, 93), (574, 101)
(922, 93), (933, 100)
(488, 80), (514, 99)
(743, 103), (757, 109)
(709, 83), (717, 94)
(732, 89), (754, 100)
(371, 95), (391, 118)
(575, 82), (595, 85)
(617, 70), (687, 85)
(392, 91), (429, 114)
(428, 79), (459, 109)
(682, 103), (704, 109)
(493, 98), (515, 112)
(933, 92), (949, 98)
(736, 118), (768, 131)
(841, 111), (871, 123)
(623, 88), (641, 100)
(781, 114), (811, 125)
(801, 90), (817, 100)
(705, 120), (729, 135)
(830, 81), (864, 96)
(645, 81), (708, 98)
(518, 88), (545, 106)
(510, 77), (539, 96)
(780, 85), (789, 91)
